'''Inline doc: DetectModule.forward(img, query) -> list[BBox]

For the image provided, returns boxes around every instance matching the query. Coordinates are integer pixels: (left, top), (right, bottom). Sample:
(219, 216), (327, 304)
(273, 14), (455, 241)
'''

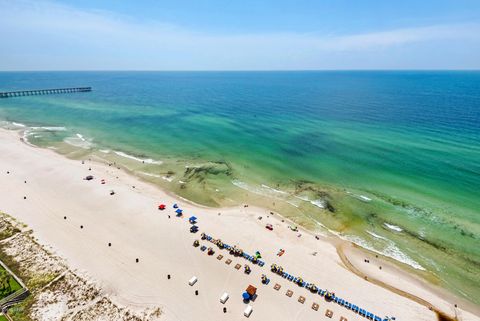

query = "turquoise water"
(0, 71), (479, 303)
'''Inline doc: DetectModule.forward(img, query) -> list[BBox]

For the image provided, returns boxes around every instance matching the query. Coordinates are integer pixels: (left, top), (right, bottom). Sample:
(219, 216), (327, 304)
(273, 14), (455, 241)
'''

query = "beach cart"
(244, 305), (253, 317)
(220, 292), (229, 304)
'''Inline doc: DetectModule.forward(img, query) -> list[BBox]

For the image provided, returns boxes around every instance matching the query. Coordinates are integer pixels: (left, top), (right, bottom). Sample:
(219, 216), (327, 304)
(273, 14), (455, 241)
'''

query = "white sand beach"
(0, 127), (479, 321)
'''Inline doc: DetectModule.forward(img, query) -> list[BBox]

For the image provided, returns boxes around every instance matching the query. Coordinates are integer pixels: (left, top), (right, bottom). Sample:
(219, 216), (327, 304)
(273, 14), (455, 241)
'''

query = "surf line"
(336, 243), (458, 321)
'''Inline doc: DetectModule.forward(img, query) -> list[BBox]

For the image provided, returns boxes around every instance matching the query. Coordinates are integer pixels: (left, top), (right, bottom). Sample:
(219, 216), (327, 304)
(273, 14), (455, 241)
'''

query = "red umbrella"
(158, 204), (166, 210)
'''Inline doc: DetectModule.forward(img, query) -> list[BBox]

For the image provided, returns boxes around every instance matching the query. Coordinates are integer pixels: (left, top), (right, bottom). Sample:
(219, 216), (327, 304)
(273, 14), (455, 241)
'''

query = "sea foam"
(114, 151), (162, 165)
(384, 223), (403, 232)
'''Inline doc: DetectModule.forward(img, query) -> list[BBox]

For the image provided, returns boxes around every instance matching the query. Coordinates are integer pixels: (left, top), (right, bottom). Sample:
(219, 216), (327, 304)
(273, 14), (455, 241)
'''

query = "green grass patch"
(0, 264), (22, 300)
(0, 314), (9, 321)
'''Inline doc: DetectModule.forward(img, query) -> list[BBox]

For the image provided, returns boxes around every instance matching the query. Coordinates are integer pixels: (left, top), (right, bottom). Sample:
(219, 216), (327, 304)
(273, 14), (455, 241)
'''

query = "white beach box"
(220, 292), (229, 304)
(244, 305), (253, 317)
(188, 276), (197, 286)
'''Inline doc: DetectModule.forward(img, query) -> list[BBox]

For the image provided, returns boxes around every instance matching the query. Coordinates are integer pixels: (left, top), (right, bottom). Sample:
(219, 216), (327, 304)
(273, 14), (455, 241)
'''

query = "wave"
(384, 223), (403, 232)
(294, 195), (327, 209)
(12, 122), (26, 127)
(31, 126), (67, 131)
(232, 180), (290, 200)
(347, 192), (372, 202)
(113, 151), (163, 165)
(63, 134), (94, 149)
(138, 171), (161, 178)
(366, 230), (389, 241)
(343, 234), (425, 270)
(286, 200), (300, 208)
(232, 181), (328, 209)
(310, 199), (326, 209)
(261, 184), (288, 195)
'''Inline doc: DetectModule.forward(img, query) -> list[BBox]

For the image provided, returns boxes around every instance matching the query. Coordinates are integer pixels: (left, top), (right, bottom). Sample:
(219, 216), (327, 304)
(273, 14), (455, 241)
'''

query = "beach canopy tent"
(189, 216), (197, 223)
(246, 285), (257, 296)
(158, 204), (166, 210)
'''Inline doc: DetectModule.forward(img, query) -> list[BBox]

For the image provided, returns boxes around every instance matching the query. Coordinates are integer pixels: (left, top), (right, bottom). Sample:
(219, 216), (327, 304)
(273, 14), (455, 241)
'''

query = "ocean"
(0, 71), (479, 303)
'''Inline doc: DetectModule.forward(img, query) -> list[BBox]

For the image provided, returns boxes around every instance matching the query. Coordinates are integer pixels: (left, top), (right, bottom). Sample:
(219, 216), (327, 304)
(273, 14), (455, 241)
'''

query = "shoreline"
(0, 127), (479, 320)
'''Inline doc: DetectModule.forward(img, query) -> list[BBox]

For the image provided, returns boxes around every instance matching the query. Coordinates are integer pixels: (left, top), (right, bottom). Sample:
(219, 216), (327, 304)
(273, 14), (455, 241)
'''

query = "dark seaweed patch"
(183, 160), (233, 183)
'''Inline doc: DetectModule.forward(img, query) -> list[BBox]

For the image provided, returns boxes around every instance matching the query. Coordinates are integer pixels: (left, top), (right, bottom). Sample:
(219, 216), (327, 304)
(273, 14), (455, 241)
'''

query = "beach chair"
(312, 302), (319, 311)
(217, 255), (223, 260)
(340, 317), (348, 321)
(298, 296), (305, 304)
(286, 290), (293, 297)
(325, 309), (333, 318)
(235, 263), (241, 270)
(225, 259), (232, 265)
(273, 283), (281, 291)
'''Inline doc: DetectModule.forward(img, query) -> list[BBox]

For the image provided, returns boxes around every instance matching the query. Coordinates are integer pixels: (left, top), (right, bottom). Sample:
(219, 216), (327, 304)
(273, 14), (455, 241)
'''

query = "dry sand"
(0, 128), (479, 321)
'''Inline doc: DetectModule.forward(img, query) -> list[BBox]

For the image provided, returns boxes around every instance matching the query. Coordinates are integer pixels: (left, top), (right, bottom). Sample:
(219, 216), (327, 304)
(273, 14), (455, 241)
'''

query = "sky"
(0, 0), (479, 70)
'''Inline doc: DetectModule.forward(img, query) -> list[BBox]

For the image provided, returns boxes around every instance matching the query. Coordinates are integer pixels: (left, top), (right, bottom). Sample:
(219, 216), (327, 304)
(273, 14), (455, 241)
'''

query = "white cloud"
(0, 0), (479, 70)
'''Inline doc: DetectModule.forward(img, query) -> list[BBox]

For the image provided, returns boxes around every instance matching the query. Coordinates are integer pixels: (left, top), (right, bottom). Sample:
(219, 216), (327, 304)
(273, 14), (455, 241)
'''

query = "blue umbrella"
(242, 292), (250, 300)
(176, 209), (183, 214)
(173, 203), (178, 208)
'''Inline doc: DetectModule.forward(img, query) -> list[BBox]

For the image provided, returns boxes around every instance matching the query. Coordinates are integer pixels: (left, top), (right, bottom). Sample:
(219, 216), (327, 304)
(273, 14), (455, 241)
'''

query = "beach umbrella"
(176, 209), (183, 214)
(173, 203), (178, 208)
(158, 204), (166, 210)
(242, 292), (250, 300)
(189, 216), (197, 223)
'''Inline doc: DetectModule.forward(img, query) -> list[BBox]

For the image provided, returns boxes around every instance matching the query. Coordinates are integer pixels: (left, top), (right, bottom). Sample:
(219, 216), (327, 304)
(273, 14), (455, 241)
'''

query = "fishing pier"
(0, 87), (92, 98)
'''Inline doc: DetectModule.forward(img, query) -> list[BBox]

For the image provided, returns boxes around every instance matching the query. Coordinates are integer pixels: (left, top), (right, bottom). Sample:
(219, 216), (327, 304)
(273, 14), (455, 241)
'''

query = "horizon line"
(1, 69), (479, 72)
